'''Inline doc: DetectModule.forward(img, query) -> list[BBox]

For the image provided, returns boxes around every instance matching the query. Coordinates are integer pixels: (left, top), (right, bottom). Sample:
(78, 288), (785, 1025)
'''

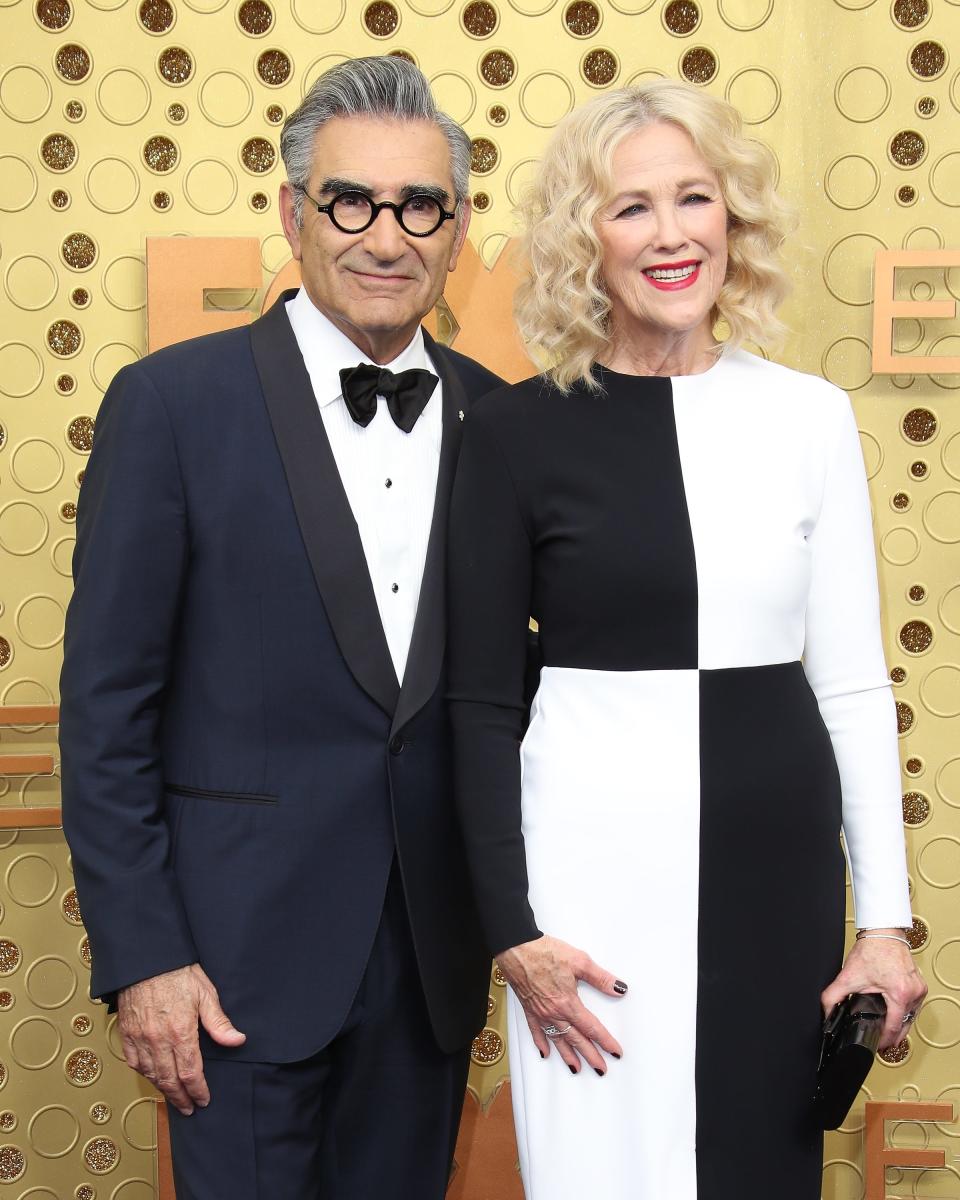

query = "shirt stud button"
(391, 583), (399, 593)
(385, 478), (392, 488)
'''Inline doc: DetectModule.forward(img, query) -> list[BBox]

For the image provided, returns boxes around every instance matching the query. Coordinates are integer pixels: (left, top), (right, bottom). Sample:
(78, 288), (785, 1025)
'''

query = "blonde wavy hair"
(514, 80), (795, 391)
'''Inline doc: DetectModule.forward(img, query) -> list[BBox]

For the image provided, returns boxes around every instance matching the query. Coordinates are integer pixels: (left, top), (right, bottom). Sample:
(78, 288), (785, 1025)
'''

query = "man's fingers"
(198, 992), (246, 1047)
(172, 1042), (210, 1108)
(149, 1044), (195, 1115)
(134, 1042), (158, 1088)
(119, 1033), (141, 1074)
(124, 1028), (205, 1115)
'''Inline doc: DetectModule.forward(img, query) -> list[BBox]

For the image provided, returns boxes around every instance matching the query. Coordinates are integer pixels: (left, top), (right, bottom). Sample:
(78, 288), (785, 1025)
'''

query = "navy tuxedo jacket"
(60, 291), (499, 1061)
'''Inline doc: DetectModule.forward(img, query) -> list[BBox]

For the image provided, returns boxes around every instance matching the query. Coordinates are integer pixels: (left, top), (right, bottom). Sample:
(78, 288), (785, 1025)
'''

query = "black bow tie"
(338, 364), (439, 434)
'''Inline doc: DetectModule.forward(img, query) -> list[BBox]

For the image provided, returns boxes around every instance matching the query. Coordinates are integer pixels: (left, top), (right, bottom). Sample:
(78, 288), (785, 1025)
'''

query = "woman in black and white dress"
(447, 81), (927, 1199)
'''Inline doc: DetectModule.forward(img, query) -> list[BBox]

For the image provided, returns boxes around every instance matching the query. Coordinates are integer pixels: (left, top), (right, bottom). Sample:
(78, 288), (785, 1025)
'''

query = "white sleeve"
(801, 389), (912, 930)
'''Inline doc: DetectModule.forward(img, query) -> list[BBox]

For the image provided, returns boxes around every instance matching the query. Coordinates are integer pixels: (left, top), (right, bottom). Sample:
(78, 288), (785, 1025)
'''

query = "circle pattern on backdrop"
(909, 40), (947, 79)
(55, 44), (91, 83)
(893, 0), (929, 29)
(823, 233), (889, 305)
(0, 156), (39, 211)
(61, 233), (97, 270)
(680, 46), (718, 84)
(2, 5), (960, 1195)
(663, 0), (700, 34)
(519, 71), (575, 126)
(725, 67), (781, 123)
(0, 65), (53, 122)
(35, 0), (72, 28)
(564, 1), (601, 35)
(138, 0), (174, 33)
(581, 48), (619, 86)
(256, 49), (292, 86)
(825, 155), (881, 210)
(479, 50), (516, 87)
(364, 0), (400, 35)
(199, 70), (254, 125)
(430, 72), (477, 124)
(96, 70), (152, 126)
(4, 255), (58, 310)
(237, 0), (272, 33)
(184, 159), (238, 213)
(835, 66), (892, 123)
(157, 47), (193, 85)
(889, 130), (927, 167)
(40, 133), (77, 171)
(930, 153), (960, 207)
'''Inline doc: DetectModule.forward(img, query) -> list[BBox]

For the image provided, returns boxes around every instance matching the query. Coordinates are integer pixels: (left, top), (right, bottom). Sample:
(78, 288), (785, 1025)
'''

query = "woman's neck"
(600, 323), (720, 378)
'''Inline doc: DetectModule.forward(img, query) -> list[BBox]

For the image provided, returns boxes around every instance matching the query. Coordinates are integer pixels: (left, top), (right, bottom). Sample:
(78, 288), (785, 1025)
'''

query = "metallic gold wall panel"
(1, 0), (958, 1195)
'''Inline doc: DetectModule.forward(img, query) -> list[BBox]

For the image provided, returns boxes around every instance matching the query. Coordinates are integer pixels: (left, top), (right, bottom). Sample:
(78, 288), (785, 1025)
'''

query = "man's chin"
(346, 300), (425, 333)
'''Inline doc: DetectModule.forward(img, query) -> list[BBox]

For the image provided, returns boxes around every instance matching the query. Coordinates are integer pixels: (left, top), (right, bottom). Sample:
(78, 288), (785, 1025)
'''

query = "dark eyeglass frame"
(299, 187), (458, 237)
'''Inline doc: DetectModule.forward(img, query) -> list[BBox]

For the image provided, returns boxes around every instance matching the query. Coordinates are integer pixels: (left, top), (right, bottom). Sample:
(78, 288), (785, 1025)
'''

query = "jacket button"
(389, 735), (405, 755)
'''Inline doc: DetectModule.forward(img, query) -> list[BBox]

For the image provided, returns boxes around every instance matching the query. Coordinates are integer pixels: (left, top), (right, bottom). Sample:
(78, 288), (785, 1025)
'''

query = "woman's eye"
(683, 193), (712, 204)
(616, 203), (646, 218)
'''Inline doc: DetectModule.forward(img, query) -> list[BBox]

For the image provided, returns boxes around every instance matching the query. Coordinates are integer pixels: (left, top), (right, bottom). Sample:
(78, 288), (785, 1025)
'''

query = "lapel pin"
(458, 410), (464, 422)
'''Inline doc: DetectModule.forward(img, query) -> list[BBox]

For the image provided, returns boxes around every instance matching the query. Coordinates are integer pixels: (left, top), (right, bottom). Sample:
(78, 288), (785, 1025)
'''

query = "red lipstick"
(642, 259), (701, 291)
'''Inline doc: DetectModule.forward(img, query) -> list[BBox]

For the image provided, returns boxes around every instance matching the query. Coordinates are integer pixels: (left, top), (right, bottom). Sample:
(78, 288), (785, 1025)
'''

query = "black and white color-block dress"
(447, 349), (912, 1200)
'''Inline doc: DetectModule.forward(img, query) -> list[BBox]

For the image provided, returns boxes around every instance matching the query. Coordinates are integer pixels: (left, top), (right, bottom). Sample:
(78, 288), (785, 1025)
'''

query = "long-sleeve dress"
(447, 349), (912, 1200)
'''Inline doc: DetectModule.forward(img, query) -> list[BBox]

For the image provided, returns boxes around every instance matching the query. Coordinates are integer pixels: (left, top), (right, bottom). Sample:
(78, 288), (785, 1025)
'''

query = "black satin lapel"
(391, 334), (467, 736)
(250, 292), (399, 718)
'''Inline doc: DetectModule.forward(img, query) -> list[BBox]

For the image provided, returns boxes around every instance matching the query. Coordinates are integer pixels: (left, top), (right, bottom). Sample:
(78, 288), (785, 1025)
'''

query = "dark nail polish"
(611, 1052), (621, 1060)
(539, 1050), (545, 1059)
(614, 980), (628, 995)
(568, 1065), (577, 1075)
(595, 1068), (604, 1077)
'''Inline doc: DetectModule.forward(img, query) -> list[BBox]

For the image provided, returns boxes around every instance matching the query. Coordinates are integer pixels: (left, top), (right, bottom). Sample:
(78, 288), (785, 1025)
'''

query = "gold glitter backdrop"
(2, 1), (960, 1195)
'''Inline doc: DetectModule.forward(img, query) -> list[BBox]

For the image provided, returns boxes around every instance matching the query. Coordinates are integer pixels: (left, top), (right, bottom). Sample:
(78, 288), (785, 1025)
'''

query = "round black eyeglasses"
(300, 188), (457, 237)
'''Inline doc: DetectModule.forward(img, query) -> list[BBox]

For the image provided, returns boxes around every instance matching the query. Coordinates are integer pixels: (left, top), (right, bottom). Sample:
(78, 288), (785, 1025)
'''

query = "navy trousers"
(168, 866), (472, 1199)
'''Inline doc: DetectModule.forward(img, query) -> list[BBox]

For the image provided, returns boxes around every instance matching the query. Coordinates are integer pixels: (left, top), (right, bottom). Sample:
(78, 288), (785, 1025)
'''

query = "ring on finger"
(542, 1023), (572, 1038)
(901, 1010), (918, 1026)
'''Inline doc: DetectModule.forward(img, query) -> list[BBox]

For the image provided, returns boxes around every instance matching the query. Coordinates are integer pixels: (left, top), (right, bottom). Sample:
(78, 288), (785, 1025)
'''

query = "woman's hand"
(497, 934), (627, 1074)
(821, 929), (927, 1051)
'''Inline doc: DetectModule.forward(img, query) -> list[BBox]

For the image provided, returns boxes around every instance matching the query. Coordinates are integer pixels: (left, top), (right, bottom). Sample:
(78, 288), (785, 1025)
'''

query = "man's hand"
(497, 935), (627, 1075)
(117, 963), (246, 1115)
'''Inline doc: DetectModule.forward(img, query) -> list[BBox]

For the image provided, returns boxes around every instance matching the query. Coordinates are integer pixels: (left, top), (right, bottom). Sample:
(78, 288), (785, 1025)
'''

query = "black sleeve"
(448, 407), (542, 957)
(59, 364), (198, 1000)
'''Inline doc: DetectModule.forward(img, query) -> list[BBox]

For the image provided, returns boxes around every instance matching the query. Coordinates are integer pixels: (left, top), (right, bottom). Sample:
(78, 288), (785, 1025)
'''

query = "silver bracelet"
(855, 931), (911, 948)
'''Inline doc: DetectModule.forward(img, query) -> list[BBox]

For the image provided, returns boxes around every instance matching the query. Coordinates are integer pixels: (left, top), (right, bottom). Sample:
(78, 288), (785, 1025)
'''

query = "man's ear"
(279, 182), (304, 262)
(447, 198), (472, 273)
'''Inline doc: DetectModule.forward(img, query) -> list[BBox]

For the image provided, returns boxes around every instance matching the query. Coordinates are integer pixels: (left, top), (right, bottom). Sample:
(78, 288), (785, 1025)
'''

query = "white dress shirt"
(286, 287), (442, 684)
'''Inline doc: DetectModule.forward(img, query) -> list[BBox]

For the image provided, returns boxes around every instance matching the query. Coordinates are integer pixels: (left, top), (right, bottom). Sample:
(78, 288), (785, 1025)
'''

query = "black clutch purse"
(814, 992), (886, 1130)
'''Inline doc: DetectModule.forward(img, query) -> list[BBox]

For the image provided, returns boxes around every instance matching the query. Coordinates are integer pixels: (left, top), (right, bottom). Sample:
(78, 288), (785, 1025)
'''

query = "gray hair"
(280, 56), (472, 228)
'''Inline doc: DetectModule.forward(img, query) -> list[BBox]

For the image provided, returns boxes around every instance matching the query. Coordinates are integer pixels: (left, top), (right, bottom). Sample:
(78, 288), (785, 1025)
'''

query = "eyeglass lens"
(330, 192), (444, 235)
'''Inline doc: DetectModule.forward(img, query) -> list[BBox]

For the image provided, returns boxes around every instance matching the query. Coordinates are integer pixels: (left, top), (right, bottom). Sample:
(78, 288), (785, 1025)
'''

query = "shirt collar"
(285, 286), (433, 411)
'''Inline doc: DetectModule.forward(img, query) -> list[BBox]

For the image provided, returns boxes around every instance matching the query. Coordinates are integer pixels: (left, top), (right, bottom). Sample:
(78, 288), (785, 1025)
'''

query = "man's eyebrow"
(318, 178), (374, 197)
(399, 183), (452, 205)
(317, 179), (453, 206)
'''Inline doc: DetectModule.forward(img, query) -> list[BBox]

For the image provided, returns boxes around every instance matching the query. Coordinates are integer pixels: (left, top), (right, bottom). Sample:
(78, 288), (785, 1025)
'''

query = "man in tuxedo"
(60, 56), (498, 1199)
